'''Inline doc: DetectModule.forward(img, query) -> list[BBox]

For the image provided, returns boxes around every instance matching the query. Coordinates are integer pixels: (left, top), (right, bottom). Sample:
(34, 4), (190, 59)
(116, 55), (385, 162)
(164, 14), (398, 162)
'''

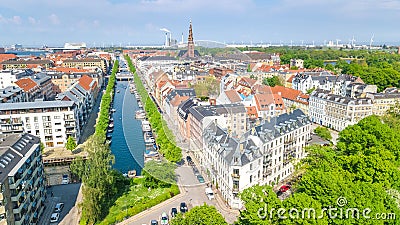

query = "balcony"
(232, 186), (239, 193)
(231, 173), (240, 180)
(0, 206), (5, 214)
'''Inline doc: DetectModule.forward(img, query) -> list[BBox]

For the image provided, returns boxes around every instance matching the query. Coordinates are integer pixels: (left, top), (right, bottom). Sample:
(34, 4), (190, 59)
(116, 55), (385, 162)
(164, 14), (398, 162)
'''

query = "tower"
(187, 20), (195, 58)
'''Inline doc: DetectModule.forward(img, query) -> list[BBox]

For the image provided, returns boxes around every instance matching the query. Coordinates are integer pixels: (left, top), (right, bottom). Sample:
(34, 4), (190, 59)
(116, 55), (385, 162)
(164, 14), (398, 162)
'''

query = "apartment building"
(0, 101), (80, 148)
(366, 88), (400, 116)
(188, 103), (247, 161)
(48, 70), (103, 93)
(0, 133), (46, 225)
(0, 70), (33, 89)
(1, 60), (54, 70)
(310, 89), (373, 131)
(0, 87), (26, 104)
(202, 109), (311, 209)
(62, 58), (107, 74)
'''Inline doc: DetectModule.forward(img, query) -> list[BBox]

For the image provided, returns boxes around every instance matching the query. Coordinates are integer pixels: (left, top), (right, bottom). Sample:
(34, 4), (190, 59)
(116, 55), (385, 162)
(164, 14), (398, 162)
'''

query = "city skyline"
(1, 0), (400, 47)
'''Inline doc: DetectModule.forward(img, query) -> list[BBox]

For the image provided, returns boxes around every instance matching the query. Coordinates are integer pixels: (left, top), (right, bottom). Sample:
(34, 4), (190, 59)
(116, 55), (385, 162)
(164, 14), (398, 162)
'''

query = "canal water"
(110, 81), (145, 175)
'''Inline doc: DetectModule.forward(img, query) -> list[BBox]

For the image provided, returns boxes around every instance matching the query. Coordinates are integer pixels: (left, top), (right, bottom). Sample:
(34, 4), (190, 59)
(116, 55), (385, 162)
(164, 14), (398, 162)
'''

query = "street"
(37, 183), (81, 225)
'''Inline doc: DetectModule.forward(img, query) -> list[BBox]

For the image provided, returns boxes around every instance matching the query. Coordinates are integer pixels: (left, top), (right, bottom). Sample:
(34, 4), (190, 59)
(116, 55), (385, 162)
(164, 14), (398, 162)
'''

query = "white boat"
(142, 120), (151, 132)
(144, 150), (158, 158)
(144, 133), (155, 143)
(127, 170), (136, 178)
(109, 123), (114, 128)
(138, 102), (143, 108)
(117, 90), (120, 93)
(111, 108), (116, 113)
(135, 110), (146, 119)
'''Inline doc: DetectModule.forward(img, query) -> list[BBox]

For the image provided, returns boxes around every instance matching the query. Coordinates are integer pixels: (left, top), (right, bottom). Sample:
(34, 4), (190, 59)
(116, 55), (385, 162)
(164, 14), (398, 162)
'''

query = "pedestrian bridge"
(106, 72), (134, 81)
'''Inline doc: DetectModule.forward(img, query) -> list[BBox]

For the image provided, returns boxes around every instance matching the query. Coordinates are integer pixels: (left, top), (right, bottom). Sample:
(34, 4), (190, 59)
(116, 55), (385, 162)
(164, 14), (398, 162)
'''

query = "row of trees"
(95, 61), (119, 139)
(125, 55), (182, 162)
(71, 60), (131, 224)
(237, 113), (400, 224)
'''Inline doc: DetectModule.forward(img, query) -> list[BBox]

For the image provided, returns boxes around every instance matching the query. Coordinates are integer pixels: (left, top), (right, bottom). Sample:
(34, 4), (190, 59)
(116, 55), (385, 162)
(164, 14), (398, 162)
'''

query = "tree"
(40, 142), (45, 152)
(262, 76), (282, 87)
(171, 204), (227, 225)
(70, 135), (117, 224)
(66, 136), (77, 151)
(313, 126), (332, 141)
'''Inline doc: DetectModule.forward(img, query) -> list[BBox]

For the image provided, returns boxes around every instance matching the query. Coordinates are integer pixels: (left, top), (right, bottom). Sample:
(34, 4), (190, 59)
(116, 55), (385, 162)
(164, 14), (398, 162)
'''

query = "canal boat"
(138, 101), (143, 108)
(127, 170), (136, 178)
(111, 108), (116, 113)
(107, 128), (113, 133)
(109, 122), (114, 128)
(142, 120), (151, 132)
(106, 133), (112, 139)
(117, 90), (120, 93)
(144, 134), (155, 143)
(144, 149), (158, 158)
(135, 110), (146, 119)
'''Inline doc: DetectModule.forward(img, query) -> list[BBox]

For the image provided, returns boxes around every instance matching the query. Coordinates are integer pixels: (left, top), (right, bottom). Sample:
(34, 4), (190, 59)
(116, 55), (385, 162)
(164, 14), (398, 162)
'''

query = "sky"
(0, 0), (399, 47)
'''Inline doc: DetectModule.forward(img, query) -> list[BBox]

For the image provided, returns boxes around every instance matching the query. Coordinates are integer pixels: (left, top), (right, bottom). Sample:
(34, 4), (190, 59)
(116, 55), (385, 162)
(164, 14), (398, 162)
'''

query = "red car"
(279, 184), (291, 193)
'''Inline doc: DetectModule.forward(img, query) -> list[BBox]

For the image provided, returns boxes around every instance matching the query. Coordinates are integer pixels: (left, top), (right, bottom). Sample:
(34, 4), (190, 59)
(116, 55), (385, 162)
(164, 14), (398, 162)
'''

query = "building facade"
(202, 109), (311, 209)
(0, 101), (80, 148)
(0, 133), (46, 225)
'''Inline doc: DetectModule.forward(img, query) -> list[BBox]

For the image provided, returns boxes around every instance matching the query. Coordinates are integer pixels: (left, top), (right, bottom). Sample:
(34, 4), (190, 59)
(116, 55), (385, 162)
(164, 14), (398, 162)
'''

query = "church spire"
(187, 20), (195, 58)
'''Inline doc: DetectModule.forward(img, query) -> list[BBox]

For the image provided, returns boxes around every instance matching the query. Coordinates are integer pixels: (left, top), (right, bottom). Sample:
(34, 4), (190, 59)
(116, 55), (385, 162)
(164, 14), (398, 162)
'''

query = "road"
(37, 183), (81, 225)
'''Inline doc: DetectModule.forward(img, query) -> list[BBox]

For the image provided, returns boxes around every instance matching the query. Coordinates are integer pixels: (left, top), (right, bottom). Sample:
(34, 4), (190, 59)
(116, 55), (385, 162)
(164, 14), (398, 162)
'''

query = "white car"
(50, 213), (60, 223)
(205, 187), (215, 200)
(61, 174), (69, 184)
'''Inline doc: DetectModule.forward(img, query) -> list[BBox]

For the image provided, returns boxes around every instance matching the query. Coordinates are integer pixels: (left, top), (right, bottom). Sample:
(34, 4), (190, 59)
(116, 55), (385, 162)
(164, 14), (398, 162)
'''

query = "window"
(54, 116), (60, 119)
(250, 175), (252, 183)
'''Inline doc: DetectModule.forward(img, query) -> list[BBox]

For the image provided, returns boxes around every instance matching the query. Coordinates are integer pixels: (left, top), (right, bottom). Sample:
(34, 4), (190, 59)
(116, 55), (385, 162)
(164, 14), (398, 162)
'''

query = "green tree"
(40, 142), (45, 152)
(313, 126), (332, 141)
(262, 76), (282, 87)
(70, 135), (117, 224)
(65, 136), (77, 151)
(171, 204), (227, 225)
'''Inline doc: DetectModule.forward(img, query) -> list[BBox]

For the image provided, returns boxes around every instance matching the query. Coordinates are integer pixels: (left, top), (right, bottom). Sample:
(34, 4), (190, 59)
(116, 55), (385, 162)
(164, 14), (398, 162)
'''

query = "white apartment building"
(366, 88), (400, 116)
(0, 70), (33, 89)
(202, 109), (311, 209)
(0, 101), (80, 148)
(188, 103), (247, 162)
(310, 89), (373, 131)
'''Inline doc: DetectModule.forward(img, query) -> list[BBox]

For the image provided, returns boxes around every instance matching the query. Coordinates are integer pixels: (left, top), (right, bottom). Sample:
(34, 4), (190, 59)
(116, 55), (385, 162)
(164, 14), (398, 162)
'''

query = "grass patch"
(98, 177), (179, 225)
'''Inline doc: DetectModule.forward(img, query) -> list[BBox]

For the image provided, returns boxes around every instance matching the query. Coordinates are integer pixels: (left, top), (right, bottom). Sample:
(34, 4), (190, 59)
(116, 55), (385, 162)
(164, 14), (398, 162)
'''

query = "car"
(54, 202), (64, 212)
(205, 187), (215, 200)
(186, 156), (193, 165)
(150, 220), (158, 225)
(197, 175), (205, 183)
(50, 213), (60, 223)
(180, 202), (188, 213)
(160, 212), (169, 225)
(192, 167), (200, 176)
(61, 174), (69, 184)
(279, 184), (291, 193)
(170, 207), (178, 218)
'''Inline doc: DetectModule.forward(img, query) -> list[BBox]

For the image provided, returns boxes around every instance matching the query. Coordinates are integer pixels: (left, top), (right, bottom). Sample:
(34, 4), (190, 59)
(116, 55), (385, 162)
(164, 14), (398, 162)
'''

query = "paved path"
(78, 90), (103, 144)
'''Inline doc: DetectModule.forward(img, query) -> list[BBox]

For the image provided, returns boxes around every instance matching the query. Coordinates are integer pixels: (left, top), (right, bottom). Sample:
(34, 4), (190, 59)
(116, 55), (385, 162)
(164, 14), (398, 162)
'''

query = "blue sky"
(0, 0), (399, 47)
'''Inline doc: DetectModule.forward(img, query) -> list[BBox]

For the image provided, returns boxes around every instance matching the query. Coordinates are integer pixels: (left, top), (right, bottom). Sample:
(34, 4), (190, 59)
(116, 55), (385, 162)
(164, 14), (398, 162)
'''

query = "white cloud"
(28, 16), (37, 24)
(48, 14), (60, 25)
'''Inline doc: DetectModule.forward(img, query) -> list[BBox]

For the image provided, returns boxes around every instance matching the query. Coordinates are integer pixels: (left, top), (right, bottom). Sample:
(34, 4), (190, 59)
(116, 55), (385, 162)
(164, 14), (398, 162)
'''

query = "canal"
(110, 80), (145, 174)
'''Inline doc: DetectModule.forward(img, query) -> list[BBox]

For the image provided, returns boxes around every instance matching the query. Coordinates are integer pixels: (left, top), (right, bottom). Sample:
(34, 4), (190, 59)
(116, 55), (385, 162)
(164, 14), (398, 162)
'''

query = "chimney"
(278, 92), (281, 96)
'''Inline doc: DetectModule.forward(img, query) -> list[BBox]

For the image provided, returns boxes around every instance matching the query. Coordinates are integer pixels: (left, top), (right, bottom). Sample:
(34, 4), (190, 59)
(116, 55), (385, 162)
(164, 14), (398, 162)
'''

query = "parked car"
(205, 187), (215, 200)
(180, 202), (188, 213)
(54, 202), (64, 212)
(197, 175), (205, 183)
(186, 156), (193, 165)
(150, 219), (158, 225)
(61, 174), (69, 184)
(192, 167), (200, 176)
(170, 207), (178, 218)
(160, 212), (169, 225)
(50, 213), (60, 223)
(279, 184), (291, 193)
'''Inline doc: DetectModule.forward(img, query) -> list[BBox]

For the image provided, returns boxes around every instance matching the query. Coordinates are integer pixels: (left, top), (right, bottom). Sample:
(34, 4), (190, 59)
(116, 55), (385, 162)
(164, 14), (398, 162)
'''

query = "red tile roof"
(0, 54), (17, 63)
(270, 85), (309, 105)
(48, 67), (89, 73)
(78, 75), (97, 91)
(15, 78), (38, 92)
(246, 106), (258, 119)
(254, 93), (285, 111)
(224, 90), (242, 103)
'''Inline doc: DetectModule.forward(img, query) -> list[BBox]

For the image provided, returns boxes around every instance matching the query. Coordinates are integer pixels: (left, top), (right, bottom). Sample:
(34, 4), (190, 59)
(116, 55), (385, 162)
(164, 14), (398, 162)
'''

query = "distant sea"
(5, 51), (48, 57)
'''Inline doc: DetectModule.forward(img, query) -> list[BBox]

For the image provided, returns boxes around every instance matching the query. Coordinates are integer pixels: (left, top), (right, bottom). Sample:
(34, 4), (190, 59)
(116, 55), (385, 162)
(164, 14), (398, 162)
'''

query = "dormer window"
(234, 157), (238, 163)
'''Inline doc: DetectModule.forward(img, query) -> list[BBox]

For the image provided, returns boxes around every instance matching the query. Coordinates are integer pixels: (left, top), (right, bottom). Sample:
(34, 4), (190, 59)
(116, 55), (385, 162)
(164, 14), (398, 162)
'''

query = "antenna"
(369, 34), (374, 49)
